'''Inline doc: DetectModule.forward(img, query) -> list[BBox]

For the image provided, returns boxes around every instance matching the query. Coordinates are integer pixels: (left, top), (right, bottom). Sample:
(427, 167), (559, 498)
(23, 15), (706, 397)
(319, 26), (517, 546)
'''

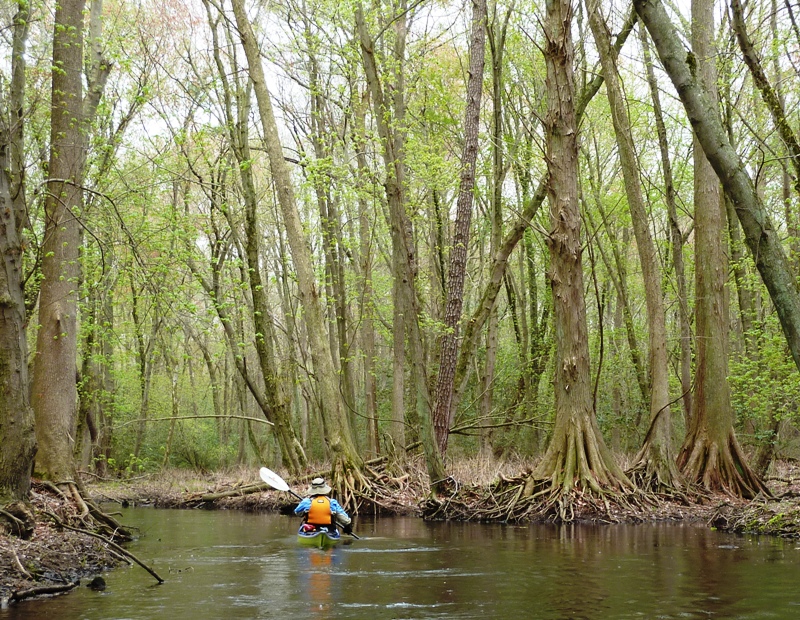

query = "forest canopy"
(2, 0), (800, 517)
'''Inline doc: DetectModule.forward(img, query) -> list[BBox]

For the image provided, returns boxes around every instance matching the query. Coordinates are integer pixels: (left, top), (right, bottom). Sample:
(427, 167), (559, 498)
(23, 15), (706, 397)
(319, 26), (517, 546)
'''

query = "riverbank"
(0, 484), (126, 607)
(3, 460), (800, 606)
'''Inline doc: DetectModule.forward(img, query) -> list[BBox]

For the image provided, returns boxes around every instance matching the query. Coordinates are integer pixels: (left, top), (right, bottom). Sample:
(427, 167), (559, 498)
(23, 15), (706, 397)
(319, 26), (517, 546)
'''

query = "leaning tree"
(634, 0), (784, 498)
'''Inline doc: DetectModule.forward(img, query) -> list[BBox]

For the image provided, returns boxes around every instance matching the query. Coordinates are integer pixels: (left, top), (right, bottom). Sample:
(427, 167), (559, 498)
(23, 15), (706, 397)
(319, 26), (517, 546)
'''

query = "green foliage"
(730, 315), (800, 447)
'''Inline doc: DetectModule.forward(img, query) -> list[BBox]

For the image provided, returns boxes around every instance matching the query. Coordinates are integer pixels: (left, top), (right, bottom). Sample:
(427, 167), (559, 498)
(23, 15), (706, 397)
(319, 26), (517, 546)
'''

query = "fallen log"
(189, 481), (271, 502)
(7, 580), (79, 604)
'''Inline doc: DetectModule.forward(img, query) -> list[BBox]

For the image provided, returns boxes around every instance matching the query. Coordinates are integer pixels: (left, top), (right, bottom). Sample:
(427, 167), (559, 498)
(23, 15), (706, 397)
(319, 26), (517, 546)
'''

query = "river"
(2, 507), (800, 619)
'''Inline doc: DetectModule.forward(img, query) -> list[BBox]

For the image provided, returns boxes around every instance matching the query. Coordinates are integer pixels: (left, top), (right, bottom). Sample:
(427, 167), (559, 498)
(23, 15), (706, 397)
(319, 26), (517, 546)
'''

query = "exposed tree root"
(424, 412), (652, 524)
(627, 449), (690, 504)
(30, 481), (132, 543)
(421, 471), (654, 524)
(327, 456), (419, 516)
(0, 502), (35, 539)
(677, 430), (772, 500)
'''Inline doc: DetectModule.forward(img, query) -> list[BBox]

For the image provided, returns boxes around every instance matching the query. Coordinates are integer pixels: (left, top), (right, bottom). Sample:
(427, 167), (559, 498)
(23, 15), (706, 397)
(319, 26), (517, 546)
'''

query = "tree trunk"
(131, 273), (159, 461)
(161, 351), (180, 467)
(203, 5), (307, 472)
(451, 9), (638, 419)
(588, 180), (649, 415)
(355, 2), (444, 484)
(31, 0), (86, 482)
(640, 25), (693, 428)
(431, 0), (487, 456)
(355, 4), (411, 453)
(231, 0), (360, 474)
(0, 7), (37, 497)
(353, 94), (380, 457)
(529, 0), (631, 510)
(586, 0), (679, 492)
(634, 0), (768, 498)
(303, 16), (357, 428)
(634, 0), (800, 379)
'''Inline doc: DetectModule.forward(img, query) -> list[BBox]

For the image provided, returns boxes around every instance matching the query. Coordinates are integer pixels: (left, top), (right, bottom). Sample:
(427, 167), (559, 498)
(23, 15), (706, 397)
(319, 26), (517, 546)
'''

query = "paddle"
(259, 466), (303, 500)
(258, 467), (360, 539)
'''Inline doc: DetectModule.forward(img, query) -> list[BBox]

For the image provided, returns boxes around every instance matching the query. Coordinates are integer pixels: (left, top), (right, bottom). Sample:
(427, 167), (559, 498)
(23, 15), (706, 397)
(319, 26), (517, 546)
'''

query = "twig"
(10, 548), (32, 579)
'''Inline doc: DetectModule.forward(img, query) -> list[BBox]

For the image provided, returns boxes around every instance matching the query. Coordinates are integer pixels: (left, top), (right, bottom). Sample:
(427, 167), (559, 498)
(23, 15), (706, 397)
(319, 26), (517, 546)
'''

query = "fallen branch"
(10, 548), (32, 579)
(8, 580), (79, 604)
(191, 481), (270, 502)
(116, 414), (272, 428)
(43, 511), (164, 584)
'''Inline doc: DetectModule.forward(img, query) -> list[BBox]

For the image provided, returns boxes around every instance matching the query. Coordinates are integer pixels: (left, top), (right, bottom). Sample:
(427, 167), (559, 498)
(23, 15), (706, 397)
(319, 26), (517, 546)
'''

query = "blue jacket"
(294, 496), (350, 523)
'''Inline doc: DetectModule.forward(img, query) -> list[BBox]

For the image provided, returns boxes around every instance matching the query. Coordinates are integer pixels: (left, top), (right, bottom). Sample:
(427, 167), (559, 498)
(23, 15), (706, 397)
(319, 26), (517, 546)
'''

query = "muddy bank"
(1, 486), (126, 607)
(710, 465), (800, 537)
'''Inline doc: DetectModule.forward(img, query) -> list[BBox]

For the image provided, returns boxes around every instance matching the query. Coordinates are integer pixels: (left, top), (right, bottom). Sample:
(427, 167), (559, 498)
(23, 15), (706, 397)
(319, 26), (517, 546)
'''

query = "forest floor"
(3, 458), (800, 607)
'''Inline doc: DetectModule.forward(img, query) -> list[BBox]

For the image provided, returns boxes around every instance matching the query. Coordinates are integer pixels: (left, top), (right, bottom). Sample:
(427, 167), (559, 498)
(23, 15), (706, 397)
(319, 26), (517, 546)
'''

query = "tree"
(448, 9), (638, 429)
(633, 0), (776, 498)
(31, 0), (87, 484)
(230, 0), (362, 486)
(0, 1), (37, 502)
(634, 0), (800, 378)
(431, 0), (487, 456)
(525, 0), (632, 517)
(355, 0), (445, 484)
(639, 24), (693, 429)
(585, 0), (680, 493)
(202, 0), (306, 472)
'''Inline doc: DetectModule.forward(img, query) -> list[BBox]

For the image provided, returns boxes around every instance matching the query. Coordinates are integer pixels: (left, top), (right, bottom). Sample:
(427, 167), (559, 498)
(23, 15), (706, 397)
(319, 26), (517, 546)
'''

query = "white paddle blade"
(259, 467), (290, 492)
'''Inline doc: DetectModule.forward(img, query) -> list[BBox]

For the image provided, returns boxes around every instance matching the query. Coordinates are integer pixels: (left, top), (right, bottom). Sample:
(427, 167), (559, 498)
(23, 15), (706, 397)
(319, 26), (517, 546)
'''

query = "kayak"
(297, 525), (341, 549)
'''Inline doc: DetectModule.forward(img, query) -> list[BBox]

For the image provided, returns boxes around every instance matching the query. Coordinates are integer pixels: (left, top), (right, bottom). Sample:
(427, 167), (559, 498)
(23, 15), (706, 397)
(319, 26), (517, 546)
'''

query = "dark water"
(2, 508), (800, 619)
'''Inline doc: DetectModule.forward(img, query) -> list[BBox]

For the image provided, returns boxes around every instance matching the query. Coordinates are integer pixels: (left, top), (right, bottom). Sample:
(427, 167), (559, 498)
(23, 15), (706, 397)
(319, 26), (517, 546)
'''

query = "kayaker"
(294, 477), (353, 535)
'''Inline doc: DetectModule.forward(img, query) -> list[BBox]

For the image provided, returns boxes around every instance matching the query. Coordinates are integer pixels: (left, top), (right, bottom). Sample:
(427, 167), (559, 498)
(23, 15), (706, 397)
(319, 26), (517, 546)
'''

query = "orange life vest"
(307, 496), (332, 525)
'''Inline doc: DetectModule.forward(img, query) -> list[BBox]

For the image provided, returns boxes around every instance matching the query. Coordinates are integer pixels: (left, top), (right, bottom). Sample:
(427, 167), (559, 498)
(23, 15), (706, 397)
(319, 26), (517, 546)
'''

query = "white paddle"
(259, 467), (303, 500)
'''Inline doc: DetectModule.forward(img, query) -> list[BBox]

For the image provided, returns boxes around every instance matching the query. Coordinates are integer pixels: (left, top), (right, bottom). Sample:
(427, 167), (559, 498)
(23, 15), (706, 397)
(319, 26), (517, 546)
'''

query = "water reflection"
(295, 548), (340, 616)
(3, 511), (800, 620)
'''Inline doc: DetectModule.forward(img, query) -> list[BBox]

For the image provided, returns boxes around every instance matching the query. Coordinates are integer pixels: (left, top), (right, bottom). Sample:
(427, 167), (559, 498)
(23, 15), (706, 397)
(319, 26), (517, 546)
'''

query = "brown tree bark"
(635, 0), (770, 498)
(529, 0), (632, 510)
(431, 0), (487, 456)
(31, 0), (86, 482)
(0, 4), (37, 498)
(586, 0), (680, 492)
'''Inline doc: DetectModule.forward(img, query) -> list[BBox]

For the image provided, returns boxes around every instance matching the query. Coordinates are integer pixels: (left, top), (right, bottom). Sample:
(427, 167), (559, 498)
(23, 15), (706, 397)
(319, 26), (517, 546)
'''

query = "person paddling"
(294, 478), (353, 536)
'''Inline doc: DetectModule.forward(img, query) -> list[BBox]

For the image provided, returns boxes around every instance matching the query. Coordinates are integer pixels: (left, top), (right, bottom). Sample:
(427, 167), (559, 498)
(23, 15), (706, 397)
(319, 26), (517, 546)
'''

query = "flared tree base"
(678, 429), (771, 500)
